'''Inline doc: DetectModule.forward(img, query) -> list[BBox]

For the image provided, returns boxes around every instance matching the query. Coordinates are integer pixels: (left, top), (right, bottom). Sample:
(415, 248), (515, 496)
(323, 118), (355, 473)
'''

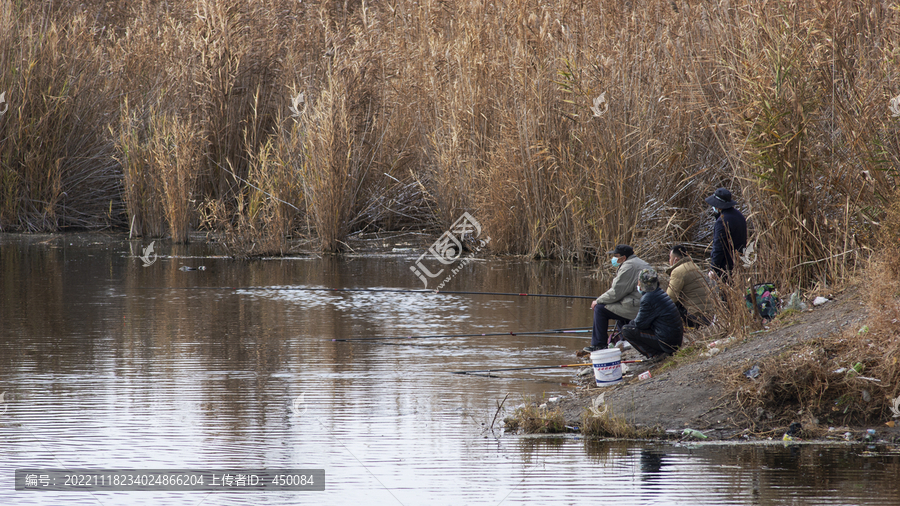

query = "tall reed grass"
(0, 0), (897, 294)
(115, 106), (199, 242)
(0, 3), (122, 231)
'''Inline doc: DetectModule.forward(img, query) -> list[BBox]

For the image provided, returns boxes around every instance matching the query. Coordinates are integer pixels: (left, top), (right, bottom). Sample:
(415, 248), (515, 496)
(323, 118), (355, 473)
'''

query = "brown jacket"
(666, 257), (715, 317)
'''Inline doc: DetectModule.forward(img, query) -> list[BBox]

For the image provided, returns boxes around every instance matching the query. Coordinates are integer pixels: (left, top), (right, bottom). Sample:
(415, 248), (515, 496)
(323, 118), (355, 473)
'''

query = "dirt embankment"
(553, 285), (900, 442)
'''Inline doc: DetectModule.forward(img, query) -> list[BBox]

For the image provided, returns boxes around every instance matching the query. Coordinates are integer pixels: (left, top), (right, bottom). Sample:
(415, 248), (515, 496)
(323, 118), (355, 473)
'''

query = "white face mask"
(611, 256), (619, 267)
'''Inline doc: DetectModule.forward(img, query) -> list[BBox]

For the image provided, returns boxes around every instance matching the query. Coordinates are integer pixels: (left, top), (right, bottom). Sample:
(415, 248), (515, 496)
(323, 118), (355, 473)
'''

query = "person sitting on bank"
(583, 244), (651, 353)
(621, 268), (684, 362)
(705, 187), (747, 281)
(666, 244), (715, 328)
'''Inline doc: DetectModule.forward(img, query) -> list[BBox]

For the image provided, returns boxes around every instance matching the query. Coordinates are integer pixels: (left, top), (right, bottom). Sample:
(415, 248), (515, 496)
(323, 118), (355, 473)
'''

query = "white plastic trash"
(591, 348), (623, 386)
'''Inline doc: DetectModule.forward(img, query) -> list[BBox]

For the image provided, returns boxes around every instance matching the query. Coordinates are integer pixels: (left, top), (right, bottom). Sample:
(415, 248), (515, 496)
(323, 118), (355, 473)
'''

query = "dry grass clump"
(292, 54), (378, 252)
(504, 401), (567, 434)
(867, 194), (900, 322)
(114, 104), (199, 242)
(656, 340), (710, 373)
(729, 336), (895, 430)
(0, 3), (123, 231)
(580, 409), (661, 439)
(197, 135), (301, 256)
(723, 5), (879, 290)
(730, 189), (900, 429)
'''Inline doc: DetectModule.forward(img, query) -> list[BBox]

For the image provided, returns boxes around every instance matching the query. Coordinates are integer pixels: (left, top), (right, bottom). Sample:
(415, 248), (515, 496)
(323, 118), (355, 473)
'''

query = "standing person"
(621, 269), (684, 362)
(666, 244), (715, 327)
(705, 187), (747, 280)
(583, 245), (650, 353)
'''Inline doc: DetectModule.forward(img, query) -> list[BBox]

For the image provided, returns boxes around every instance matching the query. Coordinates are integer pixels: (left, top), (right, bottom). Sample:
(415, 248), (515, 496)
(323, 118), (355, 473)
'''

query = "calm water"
(1, 233), (898, 505)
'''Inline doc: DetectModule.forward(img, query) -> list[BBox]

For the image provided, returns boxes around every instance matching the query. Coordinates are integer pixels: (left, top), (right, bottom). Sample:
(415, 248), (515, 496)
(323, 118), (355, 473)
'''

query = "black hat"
(607, 244), (634, 257)
(705, 187), (736, 209)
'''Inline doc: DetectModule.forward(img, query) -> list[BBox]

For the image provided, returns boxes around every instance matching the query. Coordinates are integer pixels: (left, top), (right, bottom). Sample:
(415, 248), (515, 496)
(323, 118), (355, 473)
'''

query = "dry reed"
(727, 188), (900, 428)
(0, 3), (123, 231)
(504, 399), (567, 434)
(580, 408), (662, 439)
(0, 0), (895, 300)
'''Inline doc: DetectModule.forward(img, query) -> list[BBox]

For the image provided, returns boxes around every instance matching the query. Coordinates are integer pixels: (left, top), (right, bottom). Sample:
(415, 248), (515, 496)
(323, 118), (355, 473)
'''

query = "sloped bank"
(543, 285), (900, 443)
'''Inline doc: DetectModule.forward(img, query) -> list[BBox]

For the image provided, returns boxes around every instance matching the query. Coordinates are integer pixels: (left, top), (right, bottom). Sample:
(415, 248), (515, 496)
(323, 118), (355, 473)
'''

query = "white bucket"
(591, 348), (623, 386)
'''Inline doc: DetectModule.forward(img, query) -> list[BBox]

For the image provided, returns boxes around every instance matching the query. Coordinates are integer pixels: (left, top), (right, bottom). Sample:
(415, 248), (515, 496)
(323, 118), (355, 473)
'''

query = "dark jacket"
(710, 207), (747, 275)
(632, 287), (684, 346)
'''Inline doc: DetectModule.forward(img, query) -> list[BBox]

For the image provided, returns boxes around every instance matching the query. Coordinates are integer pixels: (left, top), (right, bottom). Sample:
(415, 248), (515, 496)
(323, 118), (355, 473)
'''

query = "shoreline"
(534, 284), (900, 444)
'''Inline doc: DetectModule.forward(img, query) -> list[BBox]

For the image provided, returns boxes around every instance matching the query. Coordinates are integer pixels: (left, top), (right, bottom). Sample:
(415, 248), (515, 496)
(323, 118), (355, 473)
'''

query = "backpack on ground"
(746, 283), (780, 321)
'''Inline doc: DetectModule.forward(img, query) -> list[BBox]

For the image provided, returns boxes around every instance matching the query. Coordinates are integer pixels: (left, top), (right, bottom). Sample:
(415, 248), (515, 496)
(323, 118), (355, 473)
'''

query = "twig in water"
(491, 393), (510, 432)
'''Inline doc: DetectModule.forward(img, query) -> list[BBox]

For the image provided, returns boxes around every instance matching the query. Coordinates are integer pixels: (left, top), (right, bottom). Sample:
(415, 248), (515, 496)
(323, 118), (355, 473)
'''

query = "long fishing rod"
(451, 360), (643, 374)
(244, 287), (596, 299)
(331, 328), (595, 342)
(145, 286), (596, 299)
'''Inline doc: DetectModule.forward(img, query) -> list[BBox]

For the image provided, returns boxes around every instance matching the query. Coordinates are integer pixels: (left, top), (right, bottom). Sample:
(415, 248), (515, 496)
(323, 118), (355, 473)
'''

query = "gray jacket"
(595, 255), (651, 320)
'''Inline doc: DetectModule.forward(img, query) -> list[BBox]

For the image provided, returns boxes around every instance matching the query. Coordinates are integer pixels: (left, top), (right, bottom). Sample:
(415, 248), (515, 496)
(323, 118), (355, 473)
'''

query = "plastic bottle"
(682, 428), (708, 439)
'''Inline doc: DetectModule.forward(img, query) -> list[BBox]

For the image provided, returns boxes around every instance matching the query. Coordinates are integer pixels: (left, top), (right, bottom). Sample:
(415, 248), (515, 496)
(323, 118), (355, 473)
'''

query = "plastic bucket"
(591, 348), (623, 386)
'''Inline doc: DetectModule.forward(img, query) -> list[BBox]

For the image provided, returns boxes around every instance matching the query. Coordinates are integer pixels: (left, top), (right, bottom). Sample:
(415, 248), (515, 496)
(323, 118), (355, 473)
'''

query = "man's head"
(638, 268), (659, 292)
(705, 187), (737, 209)
(608, 244), (634, 267)
(669, 244), (689, 266)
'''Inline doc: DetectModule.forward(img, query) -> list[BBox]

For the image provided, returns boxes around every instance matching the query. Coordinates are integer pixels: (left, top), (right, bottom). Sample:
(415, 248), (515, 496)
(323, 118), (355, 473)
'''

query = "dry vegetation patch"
(580, 409), (662, 439)
(728, 193), (900, 433)
(504, 400), (567, 434)
(0, 0), (894, 283)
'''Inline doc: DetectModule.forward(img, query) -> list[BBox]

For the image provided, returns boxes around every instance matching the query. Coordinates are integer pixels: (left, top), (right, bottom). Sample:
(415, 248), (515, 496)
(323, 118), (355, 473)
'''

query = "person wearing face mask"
(620, 268), (684, 363)
(705, 187), (747, 281)
(583, 244), (651, 353)
(666, 244), (715, 327)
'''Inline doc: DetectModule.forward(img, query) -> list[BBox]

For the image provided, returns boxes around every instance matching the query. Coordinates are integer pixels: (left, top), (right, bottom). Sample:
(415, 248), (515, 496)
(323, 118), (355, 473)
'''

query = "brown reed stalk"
(190, 0), (284, 208)
(0, 3), (123, 231)
(292, 45), (382, 252)
(114, 103), (199, 242)
(151, 112), (199, 243)
(114, 101), (167, 238)
(1, 0), (898, 294)
(202, 94), (304, 257)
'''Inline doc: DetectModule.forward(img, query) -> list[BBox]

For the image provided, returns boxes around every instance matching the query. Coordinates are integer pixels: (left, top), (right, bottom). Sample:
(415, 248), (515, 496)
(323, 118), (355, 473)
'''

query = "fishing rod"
(243, 287), (596, 299)
(331, 328), (596, 342)
(451, 360), (643, 374)
(144, 286), (596, 299)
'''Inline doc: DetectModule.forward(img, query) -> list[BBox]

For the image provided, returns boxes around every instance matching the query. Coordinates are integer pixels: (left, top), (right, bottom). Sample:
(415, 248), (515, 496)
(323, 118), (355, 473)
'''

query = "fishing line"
(451, 360), (643, 375)
(332, 329), (596, 342)
(142, 286), (595, 300)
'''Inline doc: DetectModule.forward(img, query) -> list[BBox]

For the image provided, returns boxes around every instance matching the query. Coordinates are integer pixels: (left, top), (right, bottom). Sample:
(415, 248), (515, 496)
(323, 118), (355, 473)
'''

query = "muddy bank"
(543, 285), (900, 443)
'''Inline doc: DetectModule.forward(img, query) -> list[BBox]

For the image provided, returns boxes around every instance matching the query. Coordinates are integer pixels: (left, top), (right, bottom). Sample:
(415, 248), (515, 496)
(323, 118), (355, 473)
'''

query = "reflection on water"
(1, 234), (899, 505)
